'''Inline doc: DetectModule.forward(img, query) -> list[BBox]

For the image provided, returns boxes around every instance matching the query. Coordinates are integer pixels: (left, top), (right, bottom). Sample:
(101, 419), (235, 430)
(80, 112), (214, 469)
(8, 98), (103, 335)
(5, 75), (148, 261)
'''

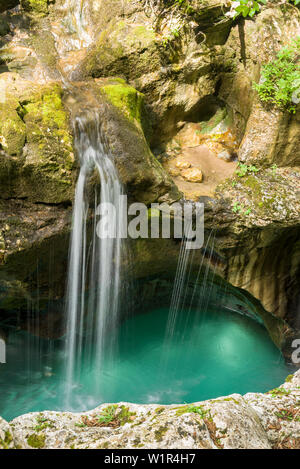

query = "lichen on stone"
(0, 105), (26, 156)
(27, 432), (46, 448)
(21, 0), (48, 16)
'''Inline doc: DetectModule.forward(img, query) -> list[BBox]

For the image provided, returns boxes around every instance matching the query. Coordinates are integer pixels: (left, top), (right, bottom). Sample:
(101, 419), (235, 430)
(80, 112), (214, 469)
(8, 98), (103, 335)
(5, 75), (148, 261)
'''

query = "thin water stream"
(64, 110), (125, 405)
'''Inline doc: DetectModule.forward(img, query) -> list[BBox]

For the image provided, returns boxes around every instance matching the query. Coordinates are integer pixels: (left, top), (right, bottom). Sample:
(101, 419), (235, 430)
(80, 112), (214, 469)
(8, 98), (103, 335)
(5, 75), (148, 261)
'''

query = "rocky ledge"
(0, 370), (299, 450)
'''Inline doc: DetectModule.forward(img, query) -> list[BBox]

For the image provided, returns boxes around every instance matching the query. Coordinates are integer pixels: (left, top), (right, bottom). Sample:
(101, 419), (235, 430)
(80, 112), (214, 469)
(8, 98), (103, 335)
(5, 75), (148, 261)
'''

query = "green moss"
(21, 0), (48, 16)
(242, 175), (263, 198)
(0, 430), (13, 449)
(34, 415), (55, 432)
(217, 397), (240, 405)
(7, 83), (76, 203)
(154, 426), (168, 442)
(101, 82), (144, 127)
(154, 406), (166, 414)
(83, 20), (160, 82)
(267, 387), (291, 397)
(175, 404), (208, 418)
(23, 84), (70, 132)
(0, 106), (26, 156)
(27, 432), (46, 448)
(117, 405), (136, 426)
(285, 374), (294, 383)
(22, 84), (74, 169)
(199, 108), (228, 134)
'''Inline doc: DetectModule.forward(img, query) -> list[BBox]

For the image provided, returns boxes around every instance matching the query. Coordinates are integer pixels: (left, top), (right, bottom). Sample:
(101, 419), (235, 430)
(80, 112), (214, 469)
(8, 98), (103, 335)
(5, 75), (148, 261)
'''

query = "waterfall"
(166, 222), (195, 340)
(164, 229), (216, 343)
(53, 0), (92, 55)
(64, 110), (124, 404)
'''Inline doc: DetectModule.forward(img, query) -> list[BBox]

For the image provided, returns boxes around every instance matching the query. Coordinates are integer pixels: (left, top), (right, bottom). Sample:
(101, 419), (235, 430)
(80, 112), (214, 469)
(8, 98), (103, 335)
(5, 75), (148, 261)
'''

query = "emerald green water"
(0, 307), (292, 421)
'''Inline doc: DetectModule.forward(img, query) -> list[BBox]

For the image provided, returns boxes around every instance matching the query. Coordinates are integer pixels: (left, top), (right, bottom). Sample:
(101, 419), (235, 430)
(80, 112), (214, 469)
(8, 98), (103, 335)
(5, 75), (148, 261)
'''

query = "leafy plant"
(176, 404), (209, 418)
(97, 405), (118, 425)
(238, 0), (265, 18)
(162, 25), (181, 46)
(173, 0), (194, 14)
(253, 38), (300, 113)
(236, 162), (259, 177)
(232, 202), (242, 213)
(226, 0), (266, 19)
(270, 163), (277, 175)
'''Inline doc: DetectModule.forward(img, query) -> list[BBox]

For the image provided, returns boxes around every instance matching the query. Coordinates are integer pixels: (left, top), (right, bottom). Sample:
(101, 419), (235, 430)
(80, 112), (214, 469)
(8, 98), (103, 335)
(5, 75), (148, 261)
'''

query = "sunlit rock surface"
(0, 370), (298, 449)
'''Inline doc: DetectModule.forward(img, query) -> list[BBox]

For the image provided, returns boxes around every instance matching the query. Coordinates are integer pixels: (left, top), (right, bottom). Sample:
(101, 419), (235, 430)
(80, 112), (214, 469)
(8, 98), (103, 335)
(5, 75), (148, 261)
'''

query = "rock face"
(0, 74), (180, 326)
(75, 0), (233, 146)
(0, 0), (298, 355)
(0, 370), (299, 449)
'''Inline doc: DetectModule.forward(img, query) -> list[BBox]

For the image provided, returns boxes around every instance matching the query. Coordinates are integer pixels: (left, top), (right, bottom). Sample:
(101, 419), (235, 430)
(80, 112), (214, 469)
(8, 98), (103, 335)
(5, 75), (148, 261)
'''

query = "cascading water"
(64, 110), (124, 405)
(52, 0), (92, 56)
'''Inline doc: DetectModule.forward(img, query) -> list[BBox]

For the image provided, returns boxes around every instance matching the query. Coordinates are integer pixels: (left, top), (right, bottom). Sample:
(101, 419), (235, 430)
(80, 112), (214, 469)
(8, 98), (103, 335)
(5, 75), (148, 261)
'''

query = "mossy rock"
(0, 80), (75, 203)
(20, 83), (75, 203)
(79, 21), (160, 80)
(100, 79), (146, 131)
(0, 105), (26, 156)
(90, 79), (181, 204)
(27, 432), (46, 448)
(21, 0), (48, 16)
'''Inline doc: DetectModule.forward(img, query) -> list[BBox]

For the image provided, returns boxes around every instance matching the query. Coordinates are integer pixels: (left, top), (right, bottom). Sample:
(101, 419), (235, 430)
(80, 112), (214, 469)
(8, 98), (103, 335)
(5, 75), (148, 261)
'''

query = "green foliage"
(0, 431), (13, 449)
(98, 405), (118, 425)
(232, 201), (242, 213)
(253, 38), (300, 113)
(232, 201), (252, 216)
(268, 387), (291, 398)
(232, 0), (266, 19)
(162, 26), (181, 46)
(172, 0), (194, 14)
(175, 404), (208, 418)
(34, 415), (54, 432)
(236, 163), (259, 177)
